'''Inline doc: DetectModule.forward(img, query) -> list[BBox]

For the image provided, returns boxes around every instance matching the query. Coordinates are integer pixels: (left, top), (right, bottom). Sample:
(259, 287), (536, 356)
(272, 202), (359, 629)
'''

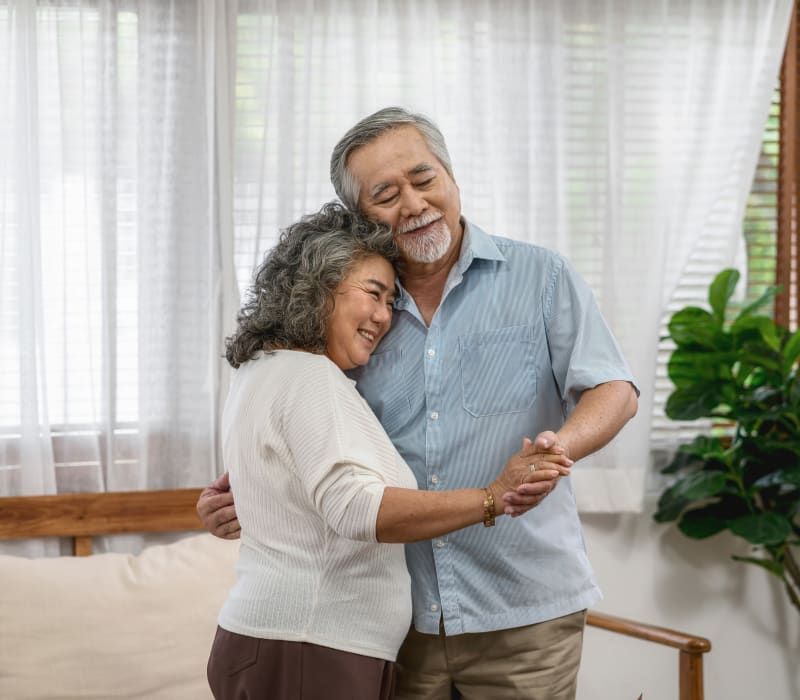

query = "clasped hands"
(490, 431), (572, 518)
(198, 431), (573, 538)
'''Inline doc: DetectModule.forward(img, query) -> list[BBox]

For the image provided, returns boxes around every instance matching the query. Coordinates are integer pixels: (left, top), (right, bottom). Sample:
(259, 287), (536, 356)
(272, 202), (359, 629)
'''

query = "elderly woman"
(206, 202), (566, 700)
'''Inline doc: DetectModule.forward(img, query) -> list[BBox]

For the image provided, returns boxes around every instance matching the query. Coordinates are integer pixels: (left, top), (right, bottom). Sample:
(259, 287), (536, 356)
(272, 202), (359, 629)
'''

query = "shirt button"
(435, 539), (445, 548)
(431, 474), (440, 485)
(430, 411), (439, 420)
(427, 348), (435, 358)
(430, 604), (439, 612)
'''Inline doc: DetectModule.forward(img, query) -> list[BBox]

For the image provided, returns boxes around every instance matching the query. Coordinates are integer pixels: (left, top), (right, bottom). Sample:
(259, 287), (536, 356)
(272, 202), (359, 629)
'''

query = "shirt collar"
(456, 218), (506, 273)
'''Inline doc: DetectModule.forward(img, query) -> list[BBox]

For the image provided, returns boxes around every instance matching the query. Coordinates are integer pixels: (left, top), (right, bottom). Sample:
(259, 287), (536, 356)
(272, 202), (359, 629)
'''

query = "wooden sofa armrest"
(0, 488), (204, 555)
(586, 611), (711, 700)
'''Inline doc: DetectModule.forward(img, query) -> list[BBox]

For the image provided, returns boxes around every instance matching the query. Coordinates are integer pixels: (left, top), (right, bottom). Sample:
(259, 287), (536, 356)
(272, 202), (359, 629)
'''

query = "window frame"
(777, 0), (800, 329)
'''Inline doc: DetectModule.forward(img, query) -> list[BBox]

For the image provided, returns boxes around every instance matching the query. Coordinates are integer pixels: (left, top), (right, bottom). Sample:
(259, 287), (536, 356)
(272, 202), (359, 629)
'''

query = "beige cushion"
(0, 533), (239, 700)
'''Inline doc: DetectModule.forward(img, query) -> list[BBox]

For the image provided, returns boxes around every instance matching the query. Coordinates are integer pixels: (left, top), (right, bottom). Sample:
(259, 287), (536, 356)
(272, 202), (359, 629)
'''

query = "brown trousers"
(207, 626), (397, 700)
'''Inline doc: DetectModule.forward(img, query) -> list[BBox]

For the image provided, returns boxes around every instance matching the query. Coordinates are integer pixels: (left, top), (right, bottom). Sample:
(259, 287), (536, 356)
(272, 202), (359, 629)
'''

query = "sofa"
(0, 488), (711, 700)
(1, 530), (239, 699)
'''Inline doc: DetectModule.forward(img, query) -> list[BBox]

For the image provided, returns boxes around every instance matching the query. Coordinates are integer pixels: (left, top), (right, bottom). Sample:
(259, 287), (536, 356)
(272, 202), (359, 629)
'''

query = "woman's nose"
(373, 302), (392, 324)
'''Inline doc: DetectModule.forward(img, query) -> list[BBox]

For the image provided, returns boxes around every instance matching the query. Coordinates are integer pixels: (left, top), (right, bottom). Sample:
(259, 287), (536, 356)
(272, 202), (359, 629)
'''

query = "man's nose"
(399, 188), (427, 219)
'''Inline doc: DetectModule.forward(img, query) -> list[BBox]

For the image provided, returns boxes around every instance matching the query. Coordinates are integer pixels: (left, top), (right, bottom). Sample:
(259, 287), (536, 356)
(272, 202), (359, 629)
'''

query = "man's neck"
(398, 222), (465, 326)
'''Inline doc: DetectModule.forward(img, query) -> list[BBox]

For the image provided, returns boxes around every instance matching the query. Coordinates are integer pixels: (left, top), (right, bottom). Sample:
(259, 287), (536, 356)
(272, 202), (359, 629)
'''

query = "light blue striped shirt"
(347, 220), (636, 635)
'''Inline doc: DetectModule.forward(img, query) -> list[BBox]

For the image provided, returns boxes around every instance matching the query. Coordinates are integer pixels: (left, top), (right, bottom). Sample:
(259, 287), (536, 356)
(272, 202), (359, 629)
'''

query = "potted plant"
(653, 268), (800, 614)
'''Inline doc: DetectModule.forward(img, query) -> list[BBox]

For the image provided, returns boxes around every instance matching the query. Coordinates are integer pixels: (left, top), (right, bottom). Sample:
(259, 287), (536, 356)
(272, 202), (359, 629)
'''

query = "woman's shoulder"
(259, 350), (354, 393)
(243, 348), (331, 370)
(276, 349), (344, 373)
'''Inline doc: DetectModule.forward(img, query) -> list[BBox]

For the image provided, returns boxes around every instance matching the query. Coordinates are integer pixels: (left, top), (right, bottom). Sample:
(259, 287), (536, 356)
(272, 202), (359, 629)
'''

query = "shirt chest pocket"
(459, 325), (538, 417)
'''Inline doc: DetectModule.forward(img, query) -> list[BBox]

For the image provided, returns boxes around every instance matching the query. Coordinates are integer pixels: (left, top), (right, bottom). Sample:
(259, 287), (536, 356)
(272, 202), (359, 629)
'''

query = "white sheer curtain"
(233, 0), (793, 511)
(0, 0), (792, 533)
(0, 0), (237, 528)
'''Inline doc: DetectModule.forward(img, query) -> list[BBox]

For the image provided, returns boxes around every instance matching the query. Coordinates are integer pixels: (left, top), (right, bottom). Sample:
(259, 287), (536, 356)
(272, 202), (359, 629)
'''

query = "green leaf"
(746, 384), (781, 403)
(731, 555), (785, 578)
(729, 513), (793, 545)
(668, 471), (729, 501)
(683, 434), (727, 456)
(730, 316), (781, 352)
(782, 328), (800, 377)
(738, 351), (782, 374)
(790, 372), (800, 406)
(736, 285), (780, 320)
(667, 349), (731, 388)
(677, 508), (728, 539)
(662, 450), (708, 475)
(653, 505), (685, 523)
(783, 469), (800, 486)
(665, 384), (723, 421)
(653, 485), (690, 522)
(655, 472), (729, 522)
(667, 307), (720, 347)
(754, 469), (800, 488)
(661, 436), (729, 474)
(709, 269), (739, 323)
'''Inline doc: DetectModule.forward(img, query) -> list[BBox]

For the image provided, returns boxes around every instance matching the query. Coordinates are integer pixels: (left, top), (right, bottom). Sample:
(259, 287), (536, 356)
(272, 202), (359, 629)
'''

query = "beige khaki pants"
(395, 610), (586, 700)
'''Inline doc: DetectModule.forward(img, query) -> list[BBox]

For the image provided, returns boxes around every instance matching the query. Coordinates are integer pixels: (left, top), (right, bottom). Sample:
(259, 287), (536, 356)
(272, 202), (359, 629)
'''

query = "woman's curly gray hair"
(226, 201), (399, 368)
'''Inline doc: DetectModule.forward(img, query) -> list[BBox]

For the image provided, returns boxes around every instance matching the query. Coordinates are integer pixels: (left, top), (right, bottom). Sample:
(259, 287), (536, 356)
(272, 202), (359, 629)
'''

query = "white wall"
(576, 505), (800, 700)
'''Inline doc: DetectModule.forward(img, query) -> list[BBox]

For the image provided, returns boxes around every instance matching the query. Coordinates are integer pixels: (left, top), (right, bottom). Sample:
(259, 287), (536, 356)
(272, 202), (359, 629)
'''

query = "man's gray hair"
(225, 201), (399, 368)
(330, 106), (455, 212)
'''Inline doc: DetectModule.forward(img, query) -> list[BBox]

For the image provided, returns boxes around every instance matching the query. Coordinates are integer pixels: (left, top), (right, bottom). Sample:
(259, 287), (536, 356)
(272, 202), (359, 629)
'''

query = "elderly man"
(199, 107), (638, 700)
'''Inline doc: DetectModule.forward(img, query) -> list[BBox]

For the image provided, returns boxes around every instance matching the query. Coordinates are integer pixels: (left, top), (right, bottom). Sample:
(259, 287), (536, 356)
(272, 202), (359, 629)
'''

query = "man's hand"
(196, 472), (241, 540)
(494, 436), (572, 517)
(503, 381), (638, 516)
(501, 434), (572, 516)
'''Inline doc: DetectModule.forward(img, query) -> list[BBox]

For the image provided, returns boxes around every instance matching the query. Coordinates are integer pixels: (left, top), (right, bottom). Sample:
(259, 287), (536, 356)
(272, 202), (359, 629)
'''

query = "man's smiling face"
(348, 125), (463, 266)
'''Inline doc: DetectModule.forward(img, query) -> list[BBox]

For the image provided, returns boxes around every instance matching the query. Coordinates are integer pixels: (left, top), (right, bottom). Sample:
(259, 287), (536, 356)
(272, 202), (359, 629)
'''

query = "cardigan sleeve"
(281, 357), (397, 543)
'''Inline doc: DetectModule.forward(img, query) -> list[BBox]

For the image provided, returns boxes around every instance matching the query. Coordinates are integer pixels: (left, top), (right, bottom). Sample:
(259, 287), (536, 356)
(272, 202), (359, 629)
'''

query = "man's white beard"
(398, 219), (452, 263)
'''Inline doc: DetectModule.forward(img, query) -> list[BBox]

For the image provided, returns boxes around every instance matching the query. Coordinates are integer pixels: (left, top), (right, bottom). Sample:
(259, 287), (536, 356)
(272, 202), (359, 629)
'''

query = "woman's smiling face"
(325, 255), (397, 370)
